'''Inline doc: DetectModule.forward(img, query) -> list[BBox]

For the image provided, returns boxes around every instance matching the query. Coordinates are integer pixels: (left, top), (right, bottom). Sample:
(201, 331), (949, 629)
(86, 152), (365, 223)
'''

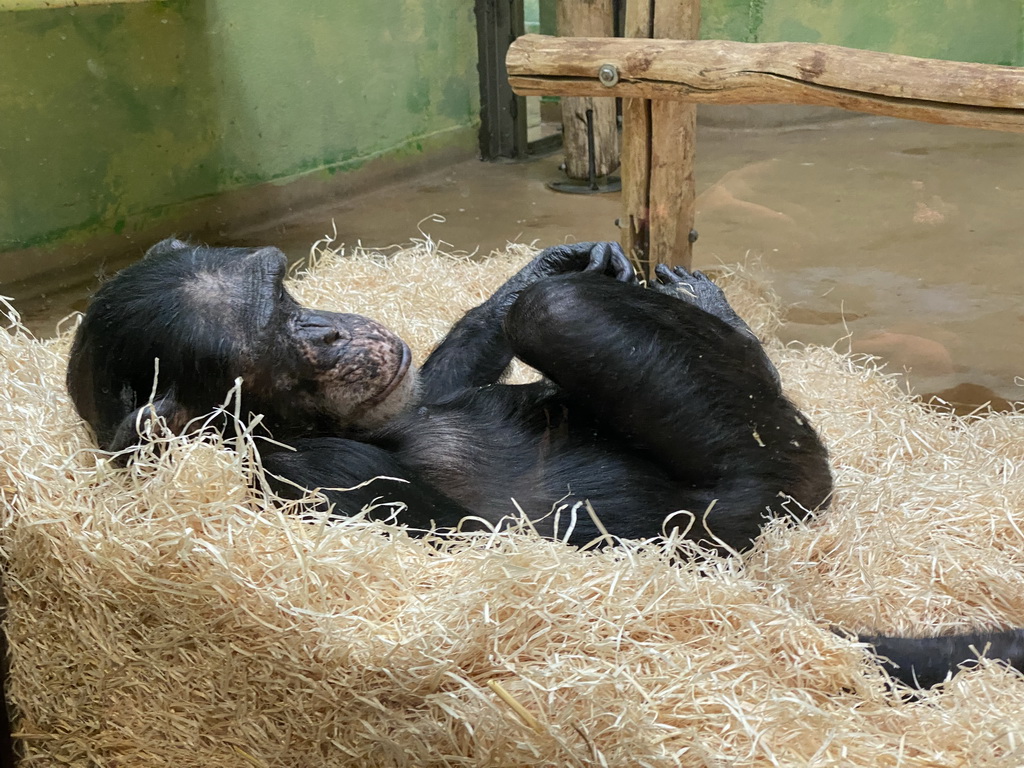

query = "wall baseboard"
(2, 125), (479, 303)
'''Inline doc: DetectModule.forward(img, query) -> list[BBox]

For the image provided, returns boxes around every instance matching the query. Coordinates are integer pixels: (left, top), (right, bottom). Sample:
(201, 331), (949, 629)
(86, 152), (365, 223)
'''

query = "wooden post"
(557, 0), (620, 180)
(649, 1), (699, 273)
(620, 0), (699, 277)
(619, 0), (653, 275)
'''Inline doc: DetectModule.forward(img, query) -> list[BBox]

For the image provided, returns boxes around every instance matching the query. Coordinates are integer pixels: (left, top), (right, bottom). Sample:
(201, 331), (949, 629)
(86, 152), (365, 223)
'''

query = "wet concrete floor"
(9, 115), (1024, 408)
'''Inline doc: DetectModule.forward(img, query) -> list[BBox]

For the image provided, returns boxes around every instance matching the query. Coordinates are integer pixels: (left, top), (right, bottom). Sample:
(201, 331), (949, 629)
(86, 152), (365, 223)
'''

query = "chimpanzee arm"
(261, 437), (480, 533)
(856, 628), (1024, 688)
(417, 242), (634, 401)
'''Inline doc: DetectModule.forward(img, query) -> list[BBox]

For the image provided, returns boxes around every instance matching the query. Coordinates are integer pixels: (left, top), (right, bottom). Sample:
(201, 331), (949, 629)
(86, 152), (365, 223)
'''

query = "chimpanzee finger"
(654, 263), (678, 284)
(584, 242), (635, 283)
(582, 242), (611, 274)
(655, 263), (703, 284)
(606, 242), (635, 283)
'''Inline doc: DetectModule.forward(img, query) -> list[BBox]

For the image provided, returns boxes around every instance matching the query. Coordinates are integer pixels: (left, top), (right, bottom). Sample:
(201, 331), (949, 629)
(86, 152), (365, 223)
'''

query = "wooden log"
(619, 1), (654, 272)
(507, 35), (1024, 133)
(648, 1), (699, 271)
(556, 0), (619, 180)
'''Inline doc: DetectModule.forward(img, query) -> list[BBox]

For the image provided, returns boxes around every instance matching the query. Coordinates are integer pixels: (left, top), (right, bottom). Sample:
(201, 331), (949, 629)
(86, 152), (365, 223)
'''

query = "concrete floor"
(11, 114), (1024, 408)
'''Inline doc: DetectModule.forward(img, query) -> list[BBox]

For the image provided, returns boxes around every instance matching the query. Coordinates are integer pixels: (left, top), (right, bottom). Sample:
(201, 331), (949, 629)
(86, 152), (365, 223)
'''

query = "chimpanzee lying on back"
(66, 238), (1024, 688)
(68, 238), (831, 550)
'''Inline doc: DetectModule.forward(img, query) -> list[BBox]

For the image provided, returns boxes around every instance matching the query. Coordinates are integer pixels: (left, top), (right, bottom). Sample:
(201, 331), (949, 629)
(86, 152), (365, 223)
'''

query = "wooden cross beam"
(507, 33), (1024, 274)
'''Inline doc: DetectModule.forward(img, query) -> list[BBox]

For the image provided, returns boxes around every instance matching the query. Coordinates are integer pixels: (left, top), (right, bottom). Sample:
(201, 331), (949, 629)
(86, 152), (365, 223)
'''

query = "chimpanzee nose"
(311, 326), (342, 345)
(298, 314), (345, 345)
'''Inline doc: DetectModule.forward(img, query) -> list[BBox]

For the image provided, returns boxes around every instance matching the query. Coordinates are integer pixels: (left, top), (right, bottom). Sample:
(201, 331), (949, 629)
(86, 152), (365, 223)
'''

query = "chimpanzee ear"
(143, 238), (191, 259)
(107, 393), (192, 460)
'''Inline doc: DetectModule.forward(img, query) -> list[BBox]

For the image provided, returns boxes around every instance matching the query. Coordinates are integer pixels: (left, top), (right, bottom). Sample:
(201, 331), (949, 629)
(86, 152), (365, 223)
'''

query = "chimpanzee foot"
(653, 263), (781, 387)
(533, 241), (636, 284)
(653, 264), (753, 337)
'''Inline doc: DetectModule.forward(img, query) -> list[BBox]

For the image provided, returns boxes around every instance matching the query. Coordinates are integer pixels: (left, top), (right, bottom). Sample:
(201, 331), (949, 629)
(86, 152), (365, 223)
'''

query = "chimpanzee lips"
(364, 341), (412, 408)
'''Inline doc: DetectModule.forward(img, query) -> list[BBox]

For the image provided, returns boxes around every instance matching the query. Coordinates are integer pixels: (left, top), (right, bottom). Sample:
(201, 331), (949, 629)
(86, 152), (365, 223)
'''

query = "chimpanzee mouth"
(364, 341), (412, 408)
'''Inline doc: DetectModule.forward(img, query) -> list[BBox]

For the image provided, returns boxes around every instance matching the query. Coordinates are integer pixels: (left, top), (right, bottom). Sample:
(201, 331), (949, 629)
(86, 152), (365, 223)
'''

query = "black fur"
(856, 629), (1024, 688)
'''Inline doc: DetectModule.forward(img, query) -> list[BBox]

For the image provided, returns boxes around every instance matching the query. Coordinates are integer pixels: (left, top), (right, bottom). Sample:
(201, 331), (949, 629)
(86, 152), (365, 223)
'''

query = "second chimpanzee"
(67, 238), (831, 551)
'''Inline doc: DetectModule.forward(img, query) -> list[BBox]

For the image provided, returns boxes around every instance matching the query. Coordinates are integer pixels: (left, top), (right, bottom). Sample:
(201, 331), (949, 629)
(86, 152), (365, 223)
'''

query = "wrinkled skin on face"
(66, 238), (417, 451)
(242, 299), (417, 435)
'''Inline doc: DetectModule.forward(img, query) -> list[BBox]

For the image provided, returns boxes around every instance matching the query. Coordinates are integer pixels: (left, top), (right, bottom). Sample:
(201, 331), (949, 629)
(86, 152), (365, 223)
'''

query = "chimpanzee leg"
(504, 272), (832, 547)
(855, 628), (1024, 688)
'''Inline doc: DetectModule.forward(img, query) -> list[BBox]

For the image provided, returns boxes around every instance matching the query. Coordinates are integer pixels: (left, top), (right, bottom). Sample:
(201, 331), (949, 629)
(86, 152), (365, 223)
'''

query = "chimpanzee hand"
(529, 241), (635, 283)
(488, 241), (635, 316)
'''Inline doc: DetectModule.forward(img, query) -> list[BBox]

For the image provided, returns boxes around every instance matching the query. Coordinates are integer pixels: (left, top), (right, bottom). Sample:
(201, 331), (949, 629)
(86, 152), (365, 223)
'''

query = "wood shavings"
(1, 243), (1022, 766)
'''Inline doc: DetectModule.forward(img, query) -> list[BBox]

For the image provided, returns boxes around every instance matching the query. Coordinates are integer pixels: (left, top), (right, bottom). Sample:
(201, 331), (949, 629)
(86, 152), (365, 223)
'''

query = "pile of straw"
(1, 241), (1022, 766)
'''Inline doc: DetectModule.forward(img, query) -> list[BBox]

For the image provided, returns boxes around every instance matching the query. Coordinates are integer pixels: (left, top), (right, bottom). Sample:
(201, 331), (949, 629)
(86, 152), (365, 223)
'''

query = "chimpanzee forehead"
(178, 246), (288, 334)
(190, 244), (286, 274)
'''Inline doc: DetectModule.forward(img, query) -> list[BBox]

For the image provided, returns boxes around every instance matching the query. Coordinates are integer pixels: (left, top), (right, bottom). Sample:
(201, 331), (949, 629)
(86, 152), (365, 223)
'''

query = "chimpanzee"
(67, 238), (831, 551)
(66, 237), (1024, 688)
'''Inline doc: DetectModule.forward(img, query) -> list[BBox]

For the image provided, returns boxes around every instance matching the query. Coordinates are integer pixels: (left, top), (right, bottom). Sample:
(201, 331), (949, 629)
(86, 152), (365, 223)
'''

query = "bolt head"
(598, 63), (619, 87)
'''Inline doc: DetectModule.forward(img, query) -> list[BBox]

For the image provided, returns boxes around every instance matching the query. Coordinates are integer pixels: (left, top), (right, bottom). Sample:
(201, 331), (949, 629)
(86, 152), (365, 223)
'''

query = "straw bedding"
(1, 241), (1023, 766)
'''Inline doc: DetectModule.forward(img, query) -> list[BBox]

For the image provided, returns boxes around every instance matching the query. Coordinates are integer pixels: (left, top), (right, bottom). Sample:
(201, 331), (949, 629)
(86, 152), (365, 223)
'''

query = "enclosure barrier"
(506, 33), (1024, 272)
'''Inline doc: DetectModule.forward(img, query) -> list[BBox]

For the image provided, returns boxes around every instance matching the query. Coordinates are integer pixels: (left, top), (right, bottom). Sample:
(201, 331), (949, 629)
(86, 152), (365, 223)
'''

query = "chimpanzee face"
(252, 270), (419, 434)
(178, 241), (418, 431)
(67, 239), (418, 450)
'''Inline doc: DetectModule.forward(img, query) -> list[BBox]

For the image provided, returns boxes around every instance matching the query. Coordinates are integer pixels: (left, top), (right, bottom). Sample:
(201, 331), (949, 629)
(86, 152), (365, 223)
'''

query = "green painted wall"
(0, 0), (479, 259)
(3, 0), (1022, 273)
(702, 0), (1024, 66)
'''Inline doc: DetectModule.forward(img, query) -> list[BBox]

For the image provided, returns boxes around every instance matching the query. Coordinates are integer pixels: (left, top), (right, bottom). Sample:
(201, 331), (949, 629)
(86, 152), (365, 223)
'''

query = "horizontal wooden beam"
(507, 34), (1024, 133)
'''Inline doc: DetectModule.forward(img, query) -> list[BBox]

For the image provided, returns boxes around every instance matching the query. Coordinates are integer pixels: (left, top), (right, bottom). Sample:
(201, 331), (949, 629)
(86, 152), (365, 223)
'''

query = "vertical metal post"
(475, 0), (528, 160)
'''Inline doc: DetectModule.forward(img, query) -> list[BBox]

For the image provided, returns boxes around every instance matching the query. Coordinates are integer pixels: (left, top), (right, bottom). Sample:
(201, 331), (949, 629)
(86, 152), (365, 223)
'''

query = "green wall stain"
(746, 0), (766, 43)
(0, 0), (479, 256)
(773, 19), (821, 43)
(701, 0), (1024, 65)
(701, 0), (758, 43)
